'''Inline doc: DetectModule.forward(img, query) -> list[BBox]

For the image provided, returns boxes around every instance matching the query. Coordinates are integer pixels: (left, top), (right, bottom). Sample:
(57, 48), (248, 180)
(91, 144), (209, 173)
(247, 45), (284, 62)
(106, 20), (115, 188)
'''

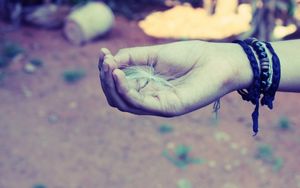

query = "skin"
(98, 40), (300, 117)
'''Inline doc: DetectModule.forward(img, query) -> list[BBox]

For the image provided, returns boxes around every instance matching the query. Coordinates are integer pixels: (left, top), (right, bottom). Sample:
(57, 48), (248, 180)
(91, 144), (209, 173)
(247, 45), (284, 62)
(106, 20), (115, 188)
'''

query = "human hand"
(98, 41), (252, 117)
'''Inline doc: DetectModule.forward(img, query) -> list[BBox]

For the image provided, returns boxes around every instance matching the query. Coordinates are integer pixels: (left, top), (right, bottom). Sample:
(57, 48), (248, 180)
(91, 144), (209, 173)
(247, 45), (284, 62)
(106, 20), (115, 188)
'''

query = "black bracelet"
(260, 42), (281, 109)
(244, 38), (271, 93)
(233, 40), (261, 135)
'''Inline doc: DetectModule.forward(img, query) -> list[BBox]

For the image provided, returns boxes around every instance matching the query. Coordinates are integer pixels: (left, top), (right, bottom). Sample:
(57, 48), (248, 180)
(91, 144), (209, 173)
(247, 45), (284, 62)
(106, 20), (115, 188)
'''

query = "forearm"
(271, 40), (300, 92)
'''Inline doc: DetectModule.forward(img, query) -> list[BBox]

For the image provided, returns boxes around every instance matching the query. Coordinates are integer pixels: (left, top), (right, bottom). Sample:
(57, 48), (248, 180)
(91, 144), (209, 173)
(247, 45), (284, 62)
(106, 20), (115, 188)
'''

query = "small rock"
(214, 131), (231, 142)
(223, 182), (239, 188)
(240, 147), (248, 155)
(68, 101), (78, 109)
(208, 160), (217, 168)
(24, 63), (37, 74)
(295, 175), (300, 188)
(224, 164), (232, 171)
(259, 167), (266, 174)
(21, 84), (32, 98)
(230, 142), (239, 150)
(48, 113), (59, 124)
(166, 142), (175, 150)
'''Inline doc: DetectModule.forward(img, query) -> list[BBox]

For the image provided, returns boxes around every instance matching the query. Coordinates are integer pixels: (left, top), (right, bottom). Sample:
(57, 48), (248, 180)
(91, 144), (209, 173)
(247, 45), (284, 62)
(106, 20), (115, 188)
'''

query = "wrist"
(208, 42), (254, 91)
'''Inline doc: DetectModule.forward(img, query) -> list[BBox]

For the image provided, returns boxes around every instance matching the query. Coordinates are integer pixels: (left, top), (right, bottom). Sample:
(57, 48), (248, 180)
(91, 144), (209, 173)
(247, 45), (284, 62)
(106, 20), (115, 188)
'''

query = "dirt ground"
(1, 16), (300, 188)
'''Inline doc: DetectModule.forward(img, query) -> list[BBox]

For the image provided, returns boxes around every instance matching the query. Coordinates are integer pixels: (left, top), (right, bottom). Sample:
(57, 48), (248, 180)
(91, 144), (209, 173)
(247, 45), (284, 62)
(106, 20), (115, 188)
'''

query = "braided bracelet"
(233, 40), (261, 135)
(233, 39), (281, 135)
(260, 42), (281, 109)
(244, 38), (271, 93)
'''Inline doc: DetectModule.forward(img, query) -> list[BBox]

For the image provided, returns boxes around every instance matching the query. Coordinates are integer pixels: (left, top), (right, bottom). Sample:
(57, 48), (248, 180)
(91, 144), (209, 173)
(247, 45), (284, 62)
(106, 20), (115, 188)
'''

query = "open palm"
(99, 41), (240, 117)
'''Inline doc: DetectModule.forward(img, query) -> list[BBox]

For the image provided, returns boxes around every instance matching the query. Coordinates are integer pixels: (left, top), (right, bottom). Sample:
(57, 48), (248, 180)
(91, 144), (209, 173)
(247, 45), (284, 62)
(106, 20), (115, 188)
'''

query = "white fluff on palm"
(122, 65), (174, 90)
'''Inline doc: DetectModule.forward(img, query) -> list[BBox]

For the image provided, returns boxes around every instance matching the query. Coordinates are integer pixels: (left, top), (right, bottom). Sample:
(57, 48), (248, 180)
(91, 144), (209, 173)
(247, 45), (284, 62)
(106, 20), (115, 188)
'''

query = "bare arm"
(98, 40), (300, 116)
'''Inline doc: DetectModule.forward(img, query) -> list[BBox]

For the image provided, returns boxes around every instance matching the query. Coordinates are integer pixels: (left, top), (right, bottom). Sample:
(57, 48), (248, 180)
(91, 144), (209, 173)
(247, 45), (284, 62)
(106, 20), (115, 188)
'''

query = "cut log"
(63, 2), (114, 45)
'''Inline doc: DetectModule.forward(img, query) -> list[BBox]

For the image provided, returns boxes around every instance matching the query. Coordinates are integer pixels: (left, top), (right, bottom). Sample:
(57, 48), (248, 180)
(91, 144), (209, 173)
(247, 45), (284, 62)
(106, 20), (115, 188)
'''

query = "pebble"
(230, 142), (239, 150)
(240, 147), (248, 155)
(48, 113), (59, 124)
(24, 63), (37, 74)
(223, 182), (239, 188)
(295, 175), (300, 188)
(259, 167), (266, 174)
(224, 164), (233, 171)
(68, 101), (78, 109)
(214, 131), (231, 142)
(208, 160), (217, 168)
(166, 142), (175, 150)
(21, 84), (32, 98)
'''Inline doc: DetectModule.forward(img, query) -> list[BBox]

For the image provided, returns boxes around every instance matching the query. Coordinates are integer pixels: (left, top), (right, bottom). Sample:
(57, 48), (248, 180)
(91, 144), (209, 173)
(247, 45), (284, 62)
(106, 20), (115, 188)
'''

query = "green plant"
(255, 144), (284, 171)
(256, 144), (274, 163)
(177, 178), (192, 188)
(0, 41), (24, 68)
(2, 41), (24, 59)
(162, 144), (204, 169)
(63, 69), (86, 83)
(278, 116), (292, 130)
(158, 124), (173, 134)
(272, 157), (284, 171)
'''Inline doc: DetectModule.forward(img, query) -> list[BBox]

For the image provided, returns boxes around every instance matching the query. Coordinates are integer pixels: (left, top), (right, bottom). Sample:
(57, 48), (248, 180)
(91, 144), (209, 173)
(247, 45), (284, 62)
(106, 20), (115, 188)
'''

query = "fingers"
(99, 48), (116, 107)
(98, 48), (107, 71)
(99, 48), (152, 115)
(114, 46), (160, 68)
(112, 69), (163, 114)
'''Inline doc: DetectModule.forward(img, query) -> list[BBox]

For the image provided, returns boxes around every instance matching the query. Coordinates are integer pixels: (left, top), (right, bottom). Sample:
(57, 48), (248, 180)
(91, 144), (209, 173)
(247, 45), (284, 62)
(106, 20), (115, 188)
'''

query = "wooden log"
(63, 2), (114, 45)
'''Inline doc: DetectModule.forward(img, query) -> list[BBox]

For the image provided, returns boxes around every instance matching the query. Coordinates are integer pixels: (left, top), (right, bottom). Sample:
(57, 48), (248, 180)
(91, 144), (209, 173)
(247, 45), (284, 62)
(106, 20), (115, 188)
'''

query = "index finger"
(114, 46), (161, 69)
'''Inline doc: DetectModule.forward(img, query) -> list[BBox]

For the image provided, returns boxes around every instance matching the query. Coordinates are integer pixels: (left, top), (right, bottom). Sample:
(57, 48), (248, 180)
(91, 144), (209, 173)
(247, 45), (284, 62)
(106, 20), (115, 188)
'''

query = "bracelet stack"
(233, 38), (281, 136)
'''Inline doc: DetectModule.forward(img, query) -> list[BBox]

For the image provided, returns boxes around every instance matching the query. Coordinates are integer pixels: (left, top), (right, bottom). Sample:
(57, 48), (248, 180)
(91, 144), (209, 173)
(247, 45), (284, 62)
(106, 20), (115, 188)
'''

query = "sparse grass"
(278, 116), (292, 131)
(2, 42), (24, 59)
(63, 69), (86, 83)
(158, 124), (173, 134)
(0, 41), (24, 68)
(255, 144), (284, 171)
(162, 144), (204, 169)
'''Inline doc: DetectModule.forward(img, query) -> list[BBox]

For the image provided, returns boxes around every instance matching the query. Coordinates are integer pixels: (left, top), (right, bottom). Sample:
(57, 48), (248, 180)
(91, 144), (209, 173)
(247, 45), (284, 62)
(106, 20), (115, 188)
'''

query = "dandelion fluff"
(122, 65), (174, 89)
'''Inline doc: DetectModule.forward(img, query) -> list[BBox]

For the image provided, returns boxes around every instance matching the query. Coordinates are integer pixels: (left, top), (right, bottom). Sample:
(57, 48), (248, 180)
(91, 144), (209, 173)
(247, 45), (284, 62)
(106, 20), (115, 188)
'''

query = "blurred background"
(1, 0), (300, 188)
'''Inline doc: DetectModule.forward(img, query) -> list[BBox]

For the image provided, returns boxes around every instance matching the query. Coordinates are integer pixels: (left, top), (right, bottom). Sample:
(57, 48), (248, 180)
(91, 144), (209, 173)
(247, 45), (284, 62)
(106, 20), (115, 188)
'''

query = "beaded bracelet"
(233, 39), (281, 135)
(260, 42), (281, 109)
(233, 40), (261, 135)
(244, 38), (271, 93)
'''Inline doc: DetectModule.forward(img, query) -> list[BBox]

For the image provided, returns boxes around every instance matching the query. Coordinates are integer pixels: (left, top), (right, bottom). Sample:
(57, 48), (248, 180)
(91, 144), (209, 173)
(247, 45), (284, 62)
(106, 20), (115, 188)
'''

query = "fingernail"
(112, 70), (118, 79)
(101, 48), (110, 55)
